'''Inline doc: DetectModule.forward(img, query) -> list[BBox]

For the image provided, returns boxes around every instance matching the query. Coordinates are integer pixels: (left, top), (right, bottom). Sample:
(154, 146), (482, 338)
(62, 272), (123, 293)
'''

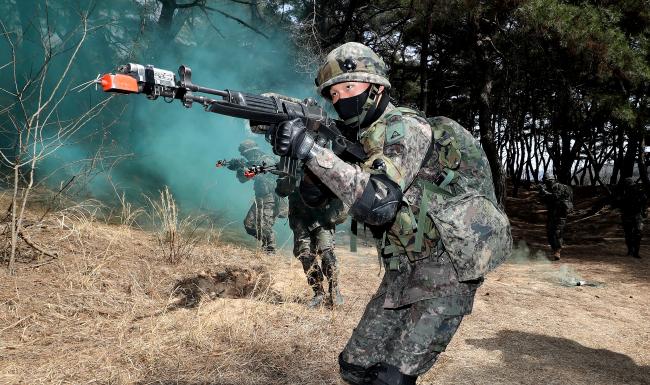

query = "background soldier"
(269, 42), (511, 385)
(612, 177), (647, 258)
(229, 139), (286, 254)
(288, 171), (346, 307)
(538, 172), (573, 260)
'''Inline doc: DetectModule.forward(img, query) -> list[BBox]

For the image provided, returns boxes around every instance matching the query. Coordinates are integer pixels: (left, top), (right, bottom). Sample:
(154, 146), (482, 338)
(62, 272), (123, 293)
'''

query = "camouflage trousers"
(339, 253), (481, 380)
(243, 194), (278, 252)
(291, 219), (337, 295)
(293, 224), (335, 256)
(546, 215), (567, 251)
(622, 214), (643, 256)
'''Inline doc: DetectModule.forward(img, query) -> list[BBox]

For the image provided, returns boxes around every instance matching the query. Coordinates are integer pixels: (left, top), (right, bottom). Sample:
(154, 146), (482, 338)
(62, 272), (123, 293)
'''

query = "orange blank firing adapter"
(100, 73), (139, 94)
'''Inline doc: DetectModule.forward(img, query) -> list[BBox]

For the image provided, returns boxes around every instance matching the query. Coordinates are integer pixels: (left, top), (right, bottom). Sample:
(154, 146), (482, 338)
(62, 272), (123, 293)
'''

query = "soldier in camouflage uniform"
(288, 171), (347, 307)
(229, 139), (285, 254)
(538, 173), (573, 261)
(612, 177), (647, 258)
(269, 42), (512, 384)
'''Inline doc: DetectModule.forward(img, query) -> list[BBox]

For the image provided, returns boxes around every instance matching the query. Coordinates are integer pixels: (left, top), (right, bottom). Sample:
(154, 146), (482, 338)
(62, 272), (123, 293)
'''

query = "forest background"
(0, 0), (648, 268)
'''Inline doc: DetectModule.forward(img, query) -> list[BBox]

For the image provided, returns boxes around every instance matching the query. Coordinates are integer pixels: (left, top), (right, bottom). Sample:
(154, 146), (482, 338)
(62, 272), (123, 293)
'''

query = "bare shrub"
(0, 7), (113, 273)
(146, 186), (206, 264)
(115, 191), (145, 228)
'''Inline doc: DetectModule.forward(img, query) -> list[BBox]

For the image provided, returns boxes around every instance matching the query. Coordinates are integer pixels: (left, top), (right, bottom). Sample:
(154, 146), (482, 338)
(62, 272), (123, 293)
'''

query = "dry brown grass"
(0, 189), (649, 385)
(144, 187), (209, 264)
(0, 191), (377, 384)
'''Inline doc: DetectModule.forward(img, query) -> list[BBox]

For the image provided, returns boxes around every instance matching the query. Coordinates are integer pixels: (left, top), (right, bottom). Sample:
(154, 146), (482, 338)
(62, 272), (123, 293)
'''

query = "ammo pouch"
(378, 199), (439, 266)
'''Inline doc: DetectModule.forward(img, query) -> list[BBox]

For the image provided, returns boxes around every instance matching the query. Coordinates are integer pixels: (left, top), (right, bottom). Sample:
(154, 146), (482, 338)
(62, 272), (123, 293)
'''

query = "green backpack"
(383, 109), (512, 281)
(424, 116), (512, 280)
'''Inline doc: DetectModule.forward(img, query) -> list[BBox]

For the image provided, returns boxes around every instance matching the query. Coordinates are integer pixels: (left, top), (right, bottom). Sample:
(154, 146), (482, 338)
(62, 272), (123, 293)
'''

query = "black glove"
(270, 118), (315, 160)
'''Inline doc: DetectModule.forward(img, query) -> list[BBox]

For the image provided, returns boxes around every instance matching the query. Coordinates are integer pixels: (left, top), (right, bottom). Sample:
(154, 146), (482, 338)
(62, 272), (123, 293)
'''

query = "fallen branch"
(18, 231), (58, 259)
(567, 210), (606, 225)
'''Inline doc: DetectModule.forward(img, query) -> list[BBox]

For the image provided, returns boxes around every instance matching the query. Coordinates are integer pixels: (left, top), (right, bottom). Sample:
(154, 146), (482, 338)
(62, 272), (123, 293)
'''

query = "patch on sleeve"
(385, 116), (406, 145)
(314, 149), (334, 169)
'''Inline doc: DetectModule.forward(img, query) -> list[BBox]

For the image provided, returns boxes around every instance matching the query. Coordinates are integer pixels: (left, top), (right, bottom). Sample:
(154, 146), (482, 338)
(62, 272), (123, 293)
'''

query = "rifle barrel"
(186, 84), (229, 98)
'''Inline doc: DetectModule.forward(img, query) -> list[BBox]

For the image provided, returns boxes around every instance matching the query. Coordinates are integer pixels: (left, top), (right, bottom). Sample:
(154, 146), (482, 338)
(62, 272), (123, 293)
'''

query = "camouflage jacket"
(306, 104), (511, 307)
(539, 182), (573, 216)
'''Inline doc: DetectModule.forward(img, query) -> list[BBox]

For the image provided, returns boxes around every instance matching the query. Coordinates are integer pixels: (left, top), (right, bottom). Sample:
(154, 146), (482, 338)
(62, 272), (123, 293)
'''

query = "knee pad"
(297, 250), (312, 259)
(372, 363), (417, 385)
(297, 252), (316, 268)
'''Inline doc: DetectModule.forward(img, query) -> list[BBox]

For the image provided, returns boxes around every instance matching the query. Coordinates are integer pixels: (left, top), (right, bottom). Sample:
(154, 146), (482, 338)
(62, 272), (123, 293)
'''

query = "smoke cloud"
(0, 1), (317, 245)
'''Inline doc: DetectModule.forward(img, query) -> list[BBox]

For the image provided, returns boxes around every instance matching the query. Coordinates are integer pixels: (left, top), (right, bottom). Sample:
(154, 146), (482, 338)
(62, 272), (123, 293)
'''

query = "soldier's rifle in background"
(215, 158), (282, 179)
(242, 162), (281, 179)
(98, 63), (366, 178)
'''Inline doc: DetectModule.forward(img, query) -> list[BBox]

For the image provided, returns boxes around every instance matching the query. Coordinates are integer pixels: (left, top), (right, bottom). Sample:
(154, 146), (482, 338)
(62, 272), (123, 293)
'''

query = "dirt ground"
(0, 188), (648, 385)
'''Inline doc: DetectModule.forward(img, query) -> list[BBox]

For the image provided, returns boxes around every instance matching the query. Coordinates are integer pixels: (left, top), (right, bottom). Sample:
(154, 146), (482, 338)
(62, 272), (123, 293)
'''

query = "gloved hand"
(270, 118), (316, 160)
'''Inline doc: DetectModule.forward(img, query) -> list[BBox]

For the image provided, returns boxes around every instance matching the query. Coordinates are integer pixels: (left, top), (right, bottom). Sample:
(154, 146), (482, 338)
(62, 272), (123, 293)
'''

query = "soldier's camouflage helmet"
(315, 42), (391, 98)
(238, 139), (258, 154)
(543, 172), (556, 182)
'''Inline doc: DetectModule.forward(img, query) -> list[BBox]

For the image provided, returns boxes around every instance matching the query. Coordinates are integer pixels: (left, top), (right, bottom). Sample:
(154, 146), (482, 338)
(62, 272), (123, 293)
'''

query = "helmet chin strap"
(342, 84), (382, 127)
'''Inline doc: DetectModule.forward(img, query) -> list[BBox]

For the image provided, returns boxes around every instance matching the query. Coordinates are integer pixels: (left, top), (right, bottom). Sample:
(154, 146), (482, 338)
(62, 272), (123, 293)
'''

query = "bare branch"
(203, 5), (269, 39)
(198, 7), (226, 39)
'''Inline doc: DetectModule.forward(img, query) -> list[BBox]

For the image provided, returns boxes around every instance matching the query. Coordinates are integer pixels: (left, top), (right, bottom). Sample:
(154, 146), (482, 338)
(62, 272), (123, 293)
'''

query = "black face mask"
(333, 88), (370, 122)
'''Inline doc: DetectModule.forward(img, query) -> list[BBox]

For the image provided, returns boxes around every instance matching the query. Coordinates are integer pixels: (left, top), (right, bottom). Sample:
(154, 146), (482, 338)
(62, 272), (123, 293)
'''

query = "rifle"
(243, 162), (282, 179)
(99, 63), (367, 178)
(216, 158), (282, 180)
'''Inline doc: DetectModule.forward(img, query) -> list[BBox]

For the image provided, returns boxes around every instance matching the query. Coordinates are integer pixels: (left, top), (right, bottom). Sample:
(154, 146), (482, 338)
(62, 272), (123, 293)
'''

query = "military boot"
(328, 280), (344, 307)
(321, 249), (344, 307)
(551, 249), (561, 261)
(261, 234), (276, 256)
(372, 363), (417, 385)
(308, 286), (326, 308)
(299, 252), (325, 308)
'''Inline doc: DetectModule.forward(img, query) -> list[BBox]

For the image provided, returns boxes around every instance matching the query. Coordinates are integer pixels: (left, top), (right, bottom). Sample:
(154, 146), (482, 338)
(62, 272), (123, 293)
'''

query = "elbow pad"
(350, 174), (403, 226)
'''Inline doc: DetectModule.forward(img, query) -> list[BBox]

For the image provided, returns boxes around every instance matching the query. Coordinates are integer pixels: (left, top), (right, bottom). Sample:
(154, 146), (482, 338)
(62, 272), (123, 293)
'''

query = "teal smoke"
(0, 1), (315, 244)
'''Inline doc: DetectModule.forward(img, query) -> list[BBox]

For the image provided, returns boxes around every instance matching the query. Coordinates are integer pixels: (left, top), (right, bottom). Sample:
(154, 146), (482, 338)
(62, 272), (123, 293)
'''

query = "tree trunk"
(476, 72), (505, 206)
(158, 0), (176, 32)
(610, 129), (625, 184)
(419, 1), (433, 114)
(621, 129), (640, 178)
(637, 134), (649, 189)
